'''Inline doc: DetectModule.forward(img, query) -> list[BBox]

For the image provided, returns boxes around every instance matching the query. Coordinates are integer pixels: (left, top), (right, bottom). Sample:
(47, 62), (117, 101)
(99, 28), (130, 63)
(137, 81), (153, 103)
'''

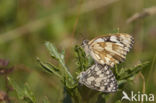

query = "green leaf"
(37, 57), (62, 79)
(118, 61), (150, 80)
(45, 41), (73, 79)
(118, 80), (127, 86)
(112, 28), (120, 33)
(115, 100), (122, 103)
(8, 77), (24, 100)
(74, 45), (89, 71)
(60, 50), (65, 61)
(43, 97), (50, 103)
(23, 83), (36, 103)
(8, 77), (36, 103)
(44, 42), (76, 89)
(45, 41), (61, 60)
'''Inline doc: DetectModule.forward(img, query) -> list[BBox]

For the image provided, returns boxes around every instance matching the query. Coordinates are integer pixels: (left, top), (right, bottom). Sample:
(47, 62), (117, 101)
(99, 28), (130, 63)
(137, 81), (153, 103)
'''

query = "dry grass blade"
(139, 72), (145, 103)
(127, 6), (156, 24)
(71, 0), (83, 38)
(79, 0), (119, 13)
(0, 17), (49, 44)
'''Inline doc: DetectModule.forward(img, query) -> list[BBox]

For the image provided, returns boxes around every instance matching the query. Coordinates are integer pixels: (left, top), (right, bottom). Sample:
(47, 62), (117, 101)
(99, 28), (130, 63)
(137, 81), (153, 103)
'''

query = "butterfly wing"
(88, 33), (134, 67)
(78, 64), (118, 92)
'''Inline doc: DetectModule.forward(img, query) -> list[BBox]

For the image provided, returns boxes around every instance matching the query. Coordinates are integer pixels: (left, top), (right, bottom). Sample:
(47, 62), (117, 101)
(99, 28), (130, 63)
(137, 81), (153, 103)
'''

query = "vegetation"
(0, 0), (156, 103)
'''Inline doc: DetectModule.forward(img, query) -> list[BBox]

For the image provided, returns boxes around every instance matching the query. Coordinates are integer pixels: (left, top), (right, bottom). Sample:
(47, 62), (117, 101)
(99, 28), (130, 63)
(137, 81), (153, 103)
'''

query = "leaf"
(44, 42), (76, 89)
(118, 80), (127, 86)
(65, 77), (77, 89)
(45, 41), (73, 79)
(112, 28), (120, 33)
(60, 50), (65, 62)
(23, 83), (36, 103)
(43, 97), (50, 103)
(8, 77), (24, 100)
(74, 45), (89, 71)
(118, 61), (150, 80)
(115, 100), (122, 103)
(37, 57), (62, 79)
(8, 77), (36, 103)
(45, 41), (61, 60)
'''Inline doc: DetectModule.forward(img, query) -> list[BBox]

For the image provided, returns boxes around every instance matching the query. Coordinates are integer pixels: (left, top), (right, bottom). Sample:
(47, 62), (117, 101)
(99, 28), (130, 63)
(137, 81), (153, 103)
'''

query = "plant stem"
(59, 60), (73, 80)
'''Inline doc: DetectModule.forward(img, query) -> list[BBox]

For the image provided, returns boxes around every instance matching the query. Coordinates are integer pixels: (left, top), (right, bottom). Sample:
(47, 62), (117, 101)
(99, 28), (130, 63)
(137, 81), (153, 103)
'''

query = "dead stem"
(71, 0), (83, 38)
(127, 6), (156, 24)
(4, 74), (11, 103)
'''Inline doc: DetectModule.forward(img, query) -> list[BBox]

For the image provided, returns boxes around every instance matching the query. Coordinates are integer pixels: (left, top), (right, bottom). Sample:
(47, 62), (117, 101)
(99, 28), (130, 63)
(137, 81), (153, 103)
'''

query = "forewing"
(88, 33), (134, 67)
(79, 64), (118, 92)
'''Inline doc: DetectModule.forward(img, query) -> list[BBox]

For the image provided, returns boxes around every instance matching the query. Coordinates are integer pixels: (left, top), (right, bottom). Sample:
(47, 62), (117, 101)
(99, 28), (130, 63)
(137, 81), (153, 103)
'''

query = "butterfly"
(77, 63), (118, 92)
(82, 33), (134, 67)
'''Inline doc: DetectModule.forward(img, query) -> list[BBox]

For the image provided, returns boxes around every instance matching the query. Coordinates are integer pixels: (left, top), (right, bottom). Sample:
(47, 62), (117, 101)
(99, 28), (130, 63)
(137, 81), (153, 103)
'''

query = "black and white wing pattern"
(77, 64), (118, 92)
(82, 33), (134, 67)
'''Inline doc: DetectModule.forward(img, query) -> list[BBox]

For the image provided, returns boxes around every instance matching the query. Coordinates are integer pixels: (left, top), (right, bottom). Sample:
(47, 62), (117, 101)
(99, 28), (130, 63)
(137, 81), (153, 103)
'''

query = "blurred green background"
(0, 0), (156, 103)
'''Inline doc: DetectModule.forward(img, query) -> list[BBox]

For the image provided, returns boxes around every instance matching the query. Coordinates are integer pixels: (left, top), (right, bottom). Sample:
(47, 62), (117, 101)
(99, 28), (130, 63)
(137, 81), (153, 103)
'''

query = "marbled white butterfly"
(77, 64), (118, 92)
(82, 33), (134, 67)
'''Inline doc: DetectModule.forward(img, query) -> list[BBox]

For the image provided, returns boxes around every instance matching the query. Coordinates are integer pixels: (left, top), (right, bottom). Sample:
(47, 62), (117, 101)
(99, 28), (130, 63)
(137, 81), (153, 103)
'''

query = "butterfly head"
(82, 40), (90, 56)
(77, 71), (86, 84)
(82, 40), (89, 46)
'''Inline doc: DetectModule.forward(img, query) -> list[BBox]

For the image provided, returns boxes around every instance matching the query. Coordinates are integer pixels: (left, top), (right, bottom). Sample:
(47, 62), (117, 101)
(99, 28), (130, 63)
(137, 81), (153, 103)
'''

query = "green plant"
(4, 41), (150, 103)
(8, 78), (51, 103)
(8, 78), (36, 103)
(37, 41), (149, 103)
